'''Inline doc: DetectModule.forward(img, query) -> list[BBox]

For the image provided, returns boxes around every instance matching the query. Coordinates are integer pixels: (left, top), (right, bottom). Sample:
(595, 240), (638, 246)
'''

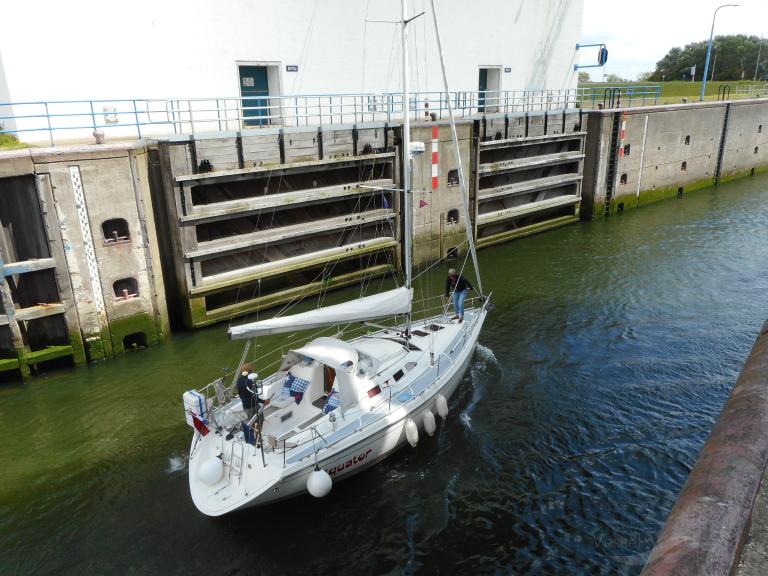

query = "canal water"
(3, 175), (768, 575)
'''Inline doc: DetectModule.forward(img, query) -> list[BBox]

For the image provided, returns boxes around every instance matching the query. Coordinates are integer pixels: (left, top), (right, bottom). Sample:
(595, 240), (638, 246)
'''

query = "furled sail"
(228, 287), (412, 340)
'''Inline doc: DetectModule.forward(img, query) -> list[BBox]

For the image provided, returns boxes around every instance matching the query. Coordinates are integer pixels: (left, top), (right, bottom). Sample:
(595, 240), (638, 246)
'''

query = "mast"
(429, 0), (484, 296)
(401, 0), (413, 334)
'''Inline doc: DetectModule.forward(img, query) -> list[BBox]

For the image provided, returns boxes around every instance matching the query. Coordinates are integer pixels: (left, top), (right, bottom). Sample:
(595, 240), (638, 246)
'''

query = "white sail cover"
(228, 287), (413, 340)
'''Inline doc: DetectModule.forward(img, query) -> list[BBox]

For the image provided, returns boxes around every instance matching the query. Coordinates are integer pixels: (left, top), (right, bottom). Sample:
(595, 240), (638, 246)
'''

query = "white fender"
(198, 457), (224, 485)
(307, 467), (333, 498)
(405, 418), (419, 447)
(423, 409), (437, 437)
(436, 394), (449, 420)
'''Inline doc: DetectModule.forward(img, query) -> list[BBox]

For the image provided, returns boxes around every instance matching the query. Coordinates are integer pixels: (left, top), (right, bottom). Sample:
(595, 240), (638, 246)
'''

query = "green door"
(239, 66), (269, 127)
(478, 69), (489, 112)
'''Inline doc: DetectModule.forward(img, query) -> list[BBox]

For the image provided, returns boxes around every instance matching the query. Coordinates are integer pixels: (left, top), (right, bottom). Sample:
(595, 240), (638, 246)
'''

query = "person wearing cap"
(237, 362), (268, 419)
(444, 268), (474, 323)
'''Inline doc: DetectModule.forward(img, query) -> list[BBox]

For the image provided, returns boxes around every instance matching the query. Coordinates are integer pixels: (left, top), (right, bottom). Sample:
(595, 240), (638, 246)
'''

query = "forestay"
(228, 287), (413, 340)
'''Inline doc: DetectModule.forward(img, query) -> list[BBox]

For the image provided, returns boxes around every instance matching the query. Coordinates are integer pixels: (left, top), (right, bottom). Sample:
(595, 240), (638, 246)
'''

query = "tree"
(578, 71), (591, 83)
(637, 71), (654, 82)
(650, 35), (767, 81)
(605, 73), (629, 84)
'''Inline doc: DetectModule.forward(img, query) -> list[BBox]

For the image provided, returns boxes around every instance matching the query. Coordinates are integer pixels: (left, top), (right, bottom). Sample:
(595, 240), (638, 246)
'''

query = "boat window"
(393, 369), (405, 382)
(367, 385), (382, 398)
(428, 324), (444, 332)
(405, 362), (417, 371)
(411, 329), (429, 337)
(323, 365), (336, 394)
(340, 360), (353, 370)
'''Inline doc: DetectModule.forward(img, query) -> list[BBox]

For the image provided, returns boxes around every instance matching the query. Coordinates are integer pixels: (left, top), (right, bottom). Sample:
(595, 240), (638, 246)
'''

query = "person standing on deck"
(444, 268), (474, 323)
(237, 363), (262, 419)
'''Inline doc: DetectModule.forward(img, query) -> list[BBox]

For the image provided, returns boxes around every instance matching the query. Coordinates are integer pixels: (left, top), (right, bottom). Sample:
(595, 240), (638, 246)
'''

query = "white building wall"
(0, 52), (14, 133)
(0, 0), (583, 140)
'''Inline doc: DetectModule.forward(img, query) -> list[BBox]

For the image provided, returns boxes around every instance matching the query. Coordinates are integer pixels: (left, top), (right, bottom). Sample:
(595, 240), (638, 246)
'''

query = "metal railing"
(735, 84), (768, 96)
(0, 89), (586, 146)
(575, 85), (662, 109)
(0, 87), (665, 146)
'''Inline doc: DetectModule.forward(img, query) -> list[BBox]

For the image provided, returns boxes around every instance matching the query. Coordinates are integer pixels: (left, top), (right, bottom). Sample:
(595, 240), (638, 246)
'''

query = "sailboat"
(183, 0), (491, 516)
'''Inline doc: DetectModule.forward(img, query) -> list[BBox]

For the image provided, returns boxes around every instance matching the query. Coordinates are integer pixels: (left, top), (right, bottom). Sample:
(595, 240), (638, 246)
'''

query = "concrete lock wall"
(3, 106), (586, 356)
(17, 95), (768, 377)
(410, 122), (474, 265)
(0, 143), (168, 378)
(151, 111), (584, 329)
(36, 145), (168, 358)
(581, 100), (768, 218)
(154, 124), (399, 329)
(721, 101), (768, 179)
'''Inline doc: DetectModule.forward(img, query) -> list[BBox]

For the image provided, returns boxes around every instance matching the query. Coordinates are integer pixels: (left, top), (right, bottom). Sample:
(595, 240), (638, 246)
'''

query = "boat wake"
(460, 344), (500, 430)
(166, 453), (188, 475)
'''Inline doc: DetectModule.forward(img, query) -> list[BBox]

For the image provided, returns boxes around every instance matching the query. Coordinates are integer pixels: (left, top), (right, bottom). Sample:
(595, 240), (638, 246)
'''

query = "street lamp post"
(700, 4), (739, 102)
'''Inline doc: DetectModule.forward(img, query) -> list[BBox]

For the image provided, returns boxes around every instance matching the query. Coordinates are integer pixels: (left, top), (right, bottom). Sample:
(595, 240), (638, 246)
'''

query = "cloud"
(581, 0), (767, 80)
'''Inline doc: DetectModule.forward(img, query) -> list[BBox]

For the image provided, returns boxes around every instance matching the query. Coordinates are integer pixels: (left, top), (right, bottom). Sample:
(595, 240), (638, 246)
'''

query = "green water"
(2, 175), (768, 575)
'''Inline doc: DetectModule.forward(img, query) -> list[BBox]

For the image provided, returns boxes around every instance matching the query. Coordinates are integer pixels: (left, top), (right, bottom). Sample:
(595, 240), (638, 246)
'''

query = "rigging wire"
(291, 0), (321, 95)
(224, 166), (285, 372)
(383, 24), (402, 93)
(264, 155), (390, 320)
(429, 0), (484, 295)
(361, 0), (372, 94)
(227, 0), (484, 366)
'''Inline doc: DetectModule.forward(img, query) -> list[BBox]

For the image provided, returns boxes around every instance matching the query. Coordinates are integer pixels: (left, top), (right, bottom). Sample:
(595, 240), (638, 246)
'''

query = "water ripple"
(2, 177), (768, 575)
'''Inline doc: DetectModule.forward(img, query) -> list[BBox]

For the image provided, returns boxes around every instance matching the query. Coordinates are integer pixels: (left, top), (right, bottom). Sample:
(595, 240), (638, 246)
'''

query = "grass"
(579, 80), (767, 105)
(0, 133), (29, 150)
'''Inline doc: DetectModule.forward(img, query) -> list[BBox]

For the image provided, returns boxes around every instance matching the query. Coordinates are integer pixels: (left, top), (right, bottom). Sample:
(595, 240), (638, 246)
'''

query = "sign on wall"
(286, 65), (299, 72)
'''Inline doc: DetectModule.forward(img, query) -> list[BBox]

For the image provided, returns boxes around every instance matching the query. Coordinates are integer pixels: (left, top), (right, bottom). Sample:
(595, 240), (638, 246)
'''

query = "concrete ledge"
(478, 151), (584, 174)
(478, 195), (580, 223)
(25, 345), (74, 366)
(0, 357), (21, 373)
(191, 237), (398, 295)
(641, 319), (768, 576)
(585, 97), (768, 117)
(478, 174), (582, 201)
(0, 148), (34, 178)
(476, 213), (579, 248)
(181, 179), (392, 223)
(175, 151), (395, 185)
(479, 131), (586, 149)
(29, 141), (147, 163)
(2, 257), (56, 275)
(187, 209), (394, 258)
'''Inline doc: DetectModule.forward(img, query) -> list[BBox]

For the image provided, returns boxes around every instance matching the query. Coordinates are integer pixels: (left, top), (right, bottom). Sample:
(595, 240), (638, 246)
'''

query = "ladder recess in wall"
(714, 103), (731, 186)
(604, 111), (622, 216)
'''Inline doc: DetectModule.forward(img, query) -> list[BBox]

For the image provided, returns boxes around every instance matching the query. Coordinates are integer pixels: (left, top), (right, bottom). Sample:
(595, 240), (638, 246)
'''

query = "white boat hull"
(188, 305), (488, 515)
(245, 330), (478, 509)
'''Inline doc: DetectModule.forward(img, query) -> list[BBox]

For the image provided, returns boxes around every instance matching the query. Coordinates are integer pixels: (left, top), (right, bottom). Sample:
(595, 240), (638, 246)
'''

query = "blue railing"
(576, 85), (662, 109)
(0, 87), (660, 146)
(0, 90), (580, 146)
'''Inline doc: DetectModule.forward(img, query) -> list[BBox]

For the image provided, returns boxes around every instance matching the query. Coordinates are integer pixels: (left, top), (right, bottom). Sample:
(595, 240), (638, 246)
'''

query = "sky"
(580, 0), (767, 81)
